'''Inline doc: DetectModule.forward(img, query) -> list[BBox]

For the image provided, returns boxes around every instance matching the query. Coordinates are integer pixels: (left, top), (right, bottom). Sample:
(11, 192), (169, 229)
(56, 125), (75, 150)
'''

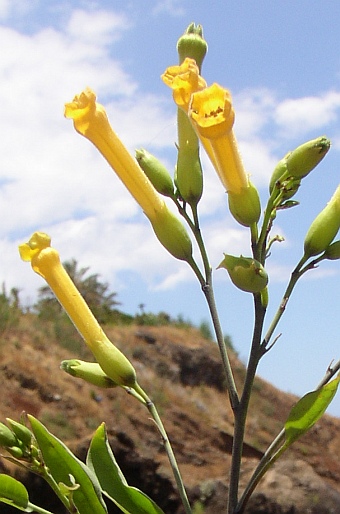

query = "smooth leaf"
(285, 376), (340, 446)
(28, 415), (107, 514)
(0, 474), (31, 510)
(87, 423), (165, 514)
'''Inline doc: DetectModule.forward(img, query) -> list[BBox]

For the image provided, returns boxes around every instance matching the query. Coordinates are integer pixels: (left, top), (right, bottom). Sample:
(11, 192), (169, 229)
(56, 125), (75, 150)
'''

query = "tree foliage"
(35, 259), (120, 324)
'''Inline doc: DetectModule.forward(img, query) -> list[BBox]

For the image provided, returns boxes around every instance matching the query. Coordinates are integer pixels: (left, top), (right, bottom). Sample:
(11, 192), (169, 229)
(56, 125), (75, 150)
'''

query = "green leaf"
(28, 415), (107, 514)
(87, 423), (165, 514)
(285, 376), (340, 446)
(0, 474), (30, 510)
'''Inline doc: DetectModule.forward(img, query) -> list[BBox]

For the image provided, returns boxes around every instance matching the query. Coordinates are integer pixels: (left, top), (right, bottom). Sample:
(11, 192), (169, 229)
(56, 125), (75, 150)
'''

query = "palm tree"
(35, 259), (120, 324)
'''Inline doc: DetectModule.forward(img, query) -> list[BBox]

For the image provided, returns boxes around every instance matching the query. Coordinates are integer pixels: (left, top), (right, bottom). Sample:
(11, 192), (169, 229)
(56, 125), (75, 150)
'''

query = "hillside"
(1, 315), (340, 513)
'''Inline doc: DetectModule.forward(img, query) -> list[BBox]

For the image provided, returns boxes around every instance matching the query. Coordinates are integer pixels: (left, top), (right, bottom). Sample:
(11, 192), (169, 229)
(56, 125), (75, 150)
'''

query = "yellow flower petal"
(65, 88), (165, 222)
(189, 83), (235, 139)
(161, 58), (206, 112)
(189, 83), (247, 194)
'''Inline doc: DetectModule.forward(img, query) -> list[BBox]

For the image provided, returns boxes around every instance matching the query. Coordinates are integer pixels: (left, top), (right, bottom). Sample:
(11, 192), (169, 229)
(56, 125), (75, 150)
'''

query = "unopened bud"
(175, 144), (203, 205)
(0, 422), (18, 448)
(61, 359), (118, 388)
(218, 254), (268, 293)
(6, 419), (32, 447)
(136, 149), (174, 197)
(304, 185), (340, 257)
(177, 22), (208, 70)
(151, 205), (192, 262)
(228, 180), (261, 227)
(286, 136), (330, 179)
(269, 157), (301, 200)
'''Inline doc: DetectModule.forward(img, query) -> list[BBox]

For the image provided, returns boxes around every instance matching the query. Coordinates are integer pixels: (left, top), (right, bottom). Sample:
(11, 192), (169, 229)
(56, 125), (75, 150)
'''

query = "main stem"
(227, 294), (266, 513)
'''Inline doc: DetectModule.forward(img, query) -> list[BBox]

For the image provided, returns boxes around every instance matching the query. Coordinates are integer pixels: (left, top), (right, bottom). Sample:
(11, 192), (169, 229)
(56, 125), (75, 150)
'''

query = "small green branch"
(132, 383), (192, 514)
(26, 502), (56, 514)
(236, 357), (340, 513)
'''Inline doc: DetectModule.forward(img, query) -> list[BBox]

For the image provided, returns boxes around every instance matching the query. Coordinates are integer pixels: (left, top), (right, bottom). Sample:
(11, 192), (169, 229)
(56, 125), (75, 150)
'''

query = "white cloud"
(151, 0), (185, 17)
(66, 8), (131, 45)
(275, 91), (340, 137)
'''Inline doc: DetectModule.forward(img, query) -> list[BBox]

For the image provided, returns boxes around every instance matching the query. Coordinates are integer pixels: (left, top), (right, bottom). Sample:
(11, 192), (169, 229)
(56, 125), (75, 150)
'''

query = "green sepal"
(0, 474), (29, 510)
(87, 423), (165, 514)
(324, 240), (340, 260)
(284, 376), (340, 447)
(218, 254), (268, 293)
(28, 415), (108, 514)
(228, 181), (261, 227)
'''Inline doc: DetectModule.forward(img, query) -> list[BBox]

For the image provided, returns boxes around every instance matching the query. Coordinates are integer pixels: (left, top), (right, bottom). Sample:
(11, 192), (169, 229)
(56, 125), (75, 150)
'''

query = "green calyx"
(177, 22), (208, 69)
(228, 181), (261, 227)
(324, 240), (340, 260)
(218, 254), (268, 293)
(304, 185), (340, 257)
(151, 205), (193, 262)
(136, 148), (174, 197)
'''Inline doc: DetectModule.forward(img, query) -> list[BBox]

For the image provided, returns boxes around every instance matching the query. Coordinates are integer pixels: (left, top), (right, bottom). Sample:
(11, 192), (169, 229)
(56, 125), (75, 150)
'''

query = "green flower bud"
(304, 185), (340, 257)
(218, 254), (268, 293)
(269, 157), (301, 200)
(0, 422), (18, 448)
(285, 136), (330, 179)
(6, 446), (24, 459)
(177, 22), (208, 70)
(136, 148), (174, 197)
(324, 240), (340, 260)
(61, 359), (118, 388)
(151, 205), (192, 262)
(228, 181), (261, 227)
(175, 142), (203, 206)
(6, 419), (32, 447)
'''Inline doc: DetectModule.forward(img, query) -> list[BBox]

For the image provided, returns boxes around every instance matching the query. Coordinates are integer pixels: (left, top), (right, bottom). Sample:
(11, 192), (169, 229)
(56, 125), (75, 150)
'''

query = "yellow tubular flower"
(65, 88), (192, 261)
(19, 232), (137, 388)
(189, 83), (248, 195)
(161, 57), (207, 112)
(64, 88), (165, 223)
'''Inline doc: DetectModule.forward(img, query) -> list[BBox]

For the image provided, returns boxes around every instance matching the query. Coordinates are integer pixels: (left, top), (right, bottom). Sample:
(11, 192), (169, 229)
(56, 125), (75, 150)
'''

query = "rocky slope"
(0, 318), (340, 513)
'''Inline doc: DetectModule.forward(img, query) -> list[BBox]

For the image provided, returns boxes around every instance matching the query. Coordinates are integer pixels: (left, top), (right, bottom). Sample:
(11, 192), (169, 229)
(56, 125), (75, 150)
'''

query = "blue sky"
(0, 0), (340, 416)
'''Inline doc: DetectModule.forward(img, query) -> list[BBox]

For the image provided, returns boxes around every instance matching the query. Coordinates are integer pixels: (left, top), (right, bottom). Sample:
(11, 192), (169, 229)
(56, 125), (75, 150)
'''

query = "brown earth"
(0, 316), (340, 513)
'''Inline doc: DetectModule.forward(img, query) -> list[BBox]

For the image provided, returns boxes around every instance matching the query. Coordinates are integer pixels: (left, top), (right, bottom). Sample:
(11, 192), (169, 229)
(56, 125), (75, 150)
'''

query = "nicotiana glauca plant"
(1, 22), (340, 514)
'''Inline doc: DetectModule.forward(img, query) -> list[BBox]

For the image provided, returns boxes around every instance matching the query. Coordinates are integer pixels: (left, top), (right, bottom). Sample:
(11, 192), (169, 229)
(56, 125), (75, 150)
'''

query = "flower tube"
(65, 88), (164, 221)
(65, 88), (192, 261)
(19, 232), (137, 387)
(189, 83), (261, 226)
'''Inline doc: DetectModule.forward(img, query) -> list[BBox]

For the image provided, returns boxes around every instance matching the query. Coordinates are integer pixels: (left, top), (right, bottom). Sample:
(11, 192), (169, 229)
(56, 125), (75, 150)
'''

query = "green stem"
(236, 357), (340, 513)
(132, 384), (192, 514)
(26, 502), (56, 514)
(227, 294), (266, 513)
